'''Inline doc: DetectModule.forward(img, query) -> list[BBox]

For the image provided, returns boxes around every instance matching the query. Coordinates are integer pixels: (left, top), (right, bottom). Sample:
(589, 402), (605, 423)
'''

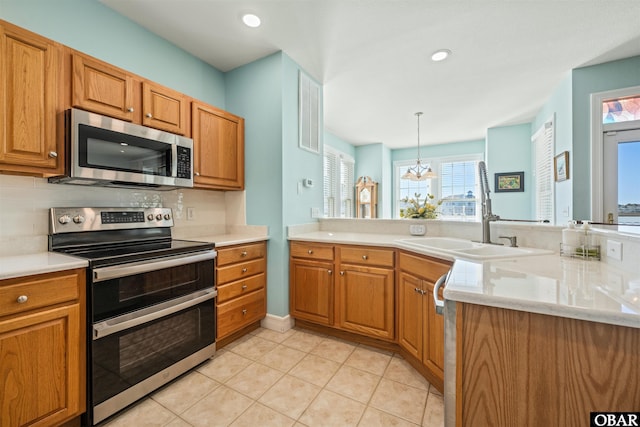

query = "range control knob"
(73, 215), (85, 224)
(147, 214), (154, 221)
(155, 214), (163, 221)
(58, 215), (71, 224)
(164, 214), (171, 220)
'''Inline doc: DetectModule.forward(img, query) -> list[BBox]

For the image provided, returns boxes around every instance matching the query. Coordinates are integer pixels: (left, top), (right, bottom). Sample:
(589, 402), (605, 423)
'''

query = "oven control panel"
(50, 207), (174, 233)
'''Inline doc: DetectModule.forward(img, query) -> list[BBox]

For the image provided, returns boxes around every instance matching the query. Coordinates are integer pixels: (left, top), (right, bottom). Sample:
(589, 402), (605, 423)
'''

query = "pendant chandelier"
(401, 112), (436, 181)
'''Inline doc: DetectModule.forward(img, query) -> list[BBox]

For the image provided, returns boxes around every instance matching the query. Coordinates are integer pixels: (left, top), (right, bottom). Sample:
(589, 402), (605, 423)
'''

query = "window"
(324, 146), (354, 217)
(394, 155), (481, 220)
(532, 118), (554, 223)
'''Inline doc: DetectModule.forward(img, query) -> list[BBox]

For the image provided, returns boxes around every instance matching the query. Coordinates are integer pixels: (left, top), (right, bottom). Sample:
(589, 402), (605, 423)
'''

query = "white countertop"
(0, 252), (88, 281)
(289, 230), (640, 329)
(0, 232), (268, 281)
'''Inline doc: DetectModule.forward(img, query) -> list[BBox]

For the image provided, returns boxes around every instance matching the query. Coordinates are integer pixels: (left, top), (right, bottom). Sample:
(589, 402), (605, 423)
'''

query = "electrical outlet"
(187, 207), (195, 221)
(607, 240), (622, 261)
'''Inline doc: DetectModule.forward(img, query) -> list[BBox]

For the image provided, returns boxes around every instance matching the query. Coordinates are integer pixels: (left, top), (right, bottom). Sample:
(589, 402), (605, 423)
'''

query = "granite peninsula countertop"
(289, 230), (640, 329)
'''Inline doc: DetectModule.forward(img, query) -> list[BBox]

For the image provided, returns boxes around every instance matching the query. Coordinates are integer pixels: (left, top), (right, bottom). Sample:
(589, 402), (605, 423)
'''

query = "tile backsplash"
(0, 175), (241, 256)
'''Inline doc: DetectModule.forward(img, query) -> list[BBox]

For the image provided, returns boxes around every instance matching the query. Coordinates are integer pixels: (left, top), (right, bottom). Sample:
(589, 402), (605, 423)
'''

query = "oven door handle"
(93, 287), (217, 340)
(93, 250), (217, 282)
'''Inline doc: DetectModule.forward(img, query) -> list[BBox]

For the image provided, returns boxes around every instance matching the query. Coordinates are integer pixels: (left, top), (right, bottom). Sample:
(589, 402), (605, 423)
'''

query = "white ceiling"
(101, 0), (640, 149)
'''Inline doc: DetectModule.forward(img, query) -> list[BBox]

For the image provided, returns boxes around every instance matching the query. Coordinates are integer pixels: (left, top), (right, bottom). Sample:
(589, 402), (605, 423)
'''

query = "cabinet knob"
(127, 107), (134, 113)
(328, 270), (332, 275)
(194, 172), (200, 176)
(242, 309), (247, 315)
(241, 268), (248, 273)
(340, 271), (345, 276)
(146, 113), (153, 118)
(362, 255), (368, 260)
(308, 249), (313, 255)
(414, 287), (420, 293)
(48, 151), (58, 158)
(241, 284), (248, 290)
(16, 295), (28, 304)
(241, 251), (248, 257)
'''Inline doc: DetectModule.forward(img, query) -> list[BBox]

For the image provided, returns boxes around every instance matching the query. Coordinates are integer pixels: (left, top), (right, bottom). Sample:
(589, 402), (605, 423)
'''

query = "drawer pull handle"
(242, 284), (248, 290)
(241, 251), (248, 257)
(242, 309), (247, 315)
(242, 268), (248, 273)
(308, 249), (313, 254)
(16, 295), (28, 304)
(414, 287), (421, 293)
(362, 255), (368, 260)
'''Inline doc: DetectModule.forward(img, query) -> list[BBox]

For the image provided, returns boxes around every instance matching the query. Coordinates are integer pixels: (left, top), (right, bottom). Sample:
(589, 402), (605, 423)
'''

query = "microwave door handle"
(171, 142), (178, 178)
(92, 250), (217, 282)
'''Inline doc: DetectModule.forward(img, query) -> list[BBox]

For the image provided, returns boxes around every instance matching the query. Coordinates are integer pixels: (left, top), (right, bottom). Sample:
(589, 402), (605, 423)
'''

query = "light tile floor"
(102, 327), (445, 427)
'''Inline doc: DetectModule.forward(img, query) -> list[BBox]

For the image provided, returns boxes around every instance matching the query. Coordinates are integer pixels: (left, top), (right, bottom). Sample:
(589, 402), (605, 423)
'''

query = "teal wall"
(486, 124), (532, 220)
(226, 52), (324, 317)
(571, 55), (640, 219)
(325, 131), (356, 158)
(355, 144), (391, 217)
(1, 0), (226, 107)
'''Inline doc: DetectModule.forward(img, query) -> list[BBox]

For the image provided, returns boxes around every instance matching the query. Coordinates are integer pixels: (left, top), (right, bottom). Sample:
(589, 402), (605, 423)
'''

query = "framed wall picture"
(554, 151), (569, 182)
(495, 171), (524, 192)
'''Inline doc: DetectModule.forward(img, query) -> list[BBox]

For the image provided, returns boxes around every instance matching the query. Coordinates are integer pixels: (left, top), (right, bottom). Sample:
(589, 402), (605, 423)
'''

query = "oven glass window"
(93, 259), (214, 322)
(92, 301), (215, 406)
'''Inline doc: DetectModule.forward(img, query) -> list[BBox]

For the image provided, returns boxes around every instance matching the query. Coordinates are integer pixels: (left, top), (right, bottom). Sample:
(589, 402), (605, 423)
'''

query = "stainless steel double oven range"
(49, 207), (217, 425)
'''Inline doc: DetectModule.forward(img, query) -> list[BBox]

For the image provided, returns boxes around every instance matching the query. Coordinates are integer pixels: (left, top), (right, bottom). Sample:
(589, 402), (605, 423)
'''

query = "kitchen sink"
(396, 237), (553, 260)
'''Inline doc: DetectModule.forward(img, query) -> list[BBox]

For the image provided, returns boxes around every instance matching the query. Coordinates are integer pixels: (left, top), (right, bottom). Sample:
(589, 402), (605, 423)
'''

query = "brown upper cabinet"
(0, 21), (65, 176)
(192, 101), (245, 190)
(72, 52), (190, 136)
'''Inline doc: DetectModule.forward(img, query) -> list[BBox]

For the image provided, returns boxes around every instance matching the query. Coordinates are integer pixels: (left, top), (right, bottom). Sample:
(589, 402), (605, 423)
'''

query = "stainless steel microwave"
(49, 109), (194, 189)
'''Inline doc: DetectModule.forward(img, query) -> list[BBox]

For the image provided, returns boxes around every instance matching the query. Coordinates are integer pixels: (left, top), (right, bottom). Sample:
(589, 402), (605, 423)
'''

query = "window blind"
(533, 119), (554, 223)
(324, 146), (354, 217)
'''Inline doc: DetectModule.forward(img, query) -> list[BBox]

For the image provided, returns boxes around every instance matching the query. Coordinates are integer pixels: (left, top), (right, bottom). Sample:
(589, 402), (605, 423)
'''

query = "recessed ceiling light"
(242, 13), (261, 28)
(431, 49), (451, 62)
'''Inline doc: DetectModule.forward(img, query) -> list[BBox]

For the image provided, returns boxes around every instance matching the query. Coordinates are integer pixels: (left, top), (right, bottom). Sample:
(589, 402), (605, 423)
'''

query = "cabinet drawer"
(217, 242), (266, 266)
(0, 270), (80, 317)
(217, 273), (265, 304)
(217, 289), (266, 339)
(339, 246), (395, 267)
(217, 258), (266, 285)
(399, 252), (451, 283)
(290, 242), (334, 261)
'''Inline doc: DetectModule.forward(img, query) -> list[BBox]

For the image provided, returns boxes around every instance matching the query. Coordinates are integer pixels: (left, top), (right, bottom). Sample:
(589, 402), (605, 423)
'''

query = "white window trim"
(324, 145), (355, 218)
(590, 85), (640, 222)
(394, 153), (483, 220)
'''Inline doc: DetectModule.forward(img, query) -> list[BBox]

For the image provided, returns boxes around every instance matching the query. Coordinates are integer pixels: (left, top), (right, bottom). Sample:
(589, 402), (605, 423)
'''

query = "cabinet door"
(0, 23), (63, 175)
(0, 304), (82, 427)
(72, 53), (136, 121)
(289, 259), (334, 325)
(142, 81), (189, 135)
(398, 271), (423, 359)
(336, 264), (394, 339)
(424, 280), (445, 382)
(192, 101), (244, 190)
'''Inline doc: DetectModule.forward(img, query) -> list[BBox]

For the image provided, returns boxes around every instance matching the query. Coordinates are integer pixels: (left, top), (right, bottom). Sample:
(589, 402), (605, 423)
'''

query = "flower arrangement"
(400, 193), (442, 219)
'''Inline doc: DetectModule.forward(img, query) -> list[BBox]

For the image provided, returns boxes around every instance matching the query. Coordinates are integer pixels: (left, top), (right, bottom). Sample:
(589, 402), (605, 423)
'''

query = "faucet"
(478, 161), (500, 243)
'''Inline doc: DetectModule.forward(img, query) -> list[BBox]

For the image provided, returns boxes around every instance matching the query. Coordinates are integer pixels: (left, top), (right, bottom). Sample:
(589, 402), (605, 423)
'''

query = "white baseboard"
(260, 313), (295, 333)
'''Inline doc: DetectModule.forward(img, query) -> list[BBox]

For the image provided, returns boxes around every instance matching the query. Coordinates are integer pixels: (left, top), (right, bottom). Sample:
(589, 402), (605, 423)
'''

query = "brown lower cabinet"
(0, 268), (86, 427)
(289, 241), (451, 390)
(216, 241), (267, 341)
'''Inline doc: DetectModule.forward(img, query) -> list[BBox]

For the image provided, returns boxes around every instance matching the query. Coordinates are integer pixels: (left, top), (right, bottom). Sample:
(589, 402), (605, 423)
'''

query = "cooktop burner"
(48, 207), (215, 267)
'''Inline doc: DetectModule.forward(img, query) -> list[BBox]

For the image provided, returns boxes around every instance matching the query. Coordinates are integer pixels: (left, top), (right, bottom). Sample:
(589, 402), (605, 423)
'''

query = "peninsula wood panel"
(458, 303), (640, 427)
